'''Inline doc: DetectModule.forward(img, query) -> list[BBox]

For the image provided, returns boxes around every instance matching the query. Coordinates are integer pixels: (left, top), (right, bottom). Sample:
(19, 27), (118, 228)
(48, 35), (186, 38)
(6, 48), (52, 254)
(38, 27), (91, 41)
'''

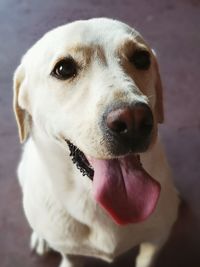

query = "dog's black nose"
(104, 102), (154, 153)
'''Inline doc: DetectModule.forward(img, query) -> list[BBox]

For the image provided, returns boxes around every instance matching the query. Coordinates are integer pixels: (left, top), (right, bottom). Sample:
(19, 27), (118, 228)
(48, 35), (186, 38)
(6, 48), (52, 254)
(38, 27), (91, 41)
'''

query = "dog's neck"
(31, 125), (65, 152)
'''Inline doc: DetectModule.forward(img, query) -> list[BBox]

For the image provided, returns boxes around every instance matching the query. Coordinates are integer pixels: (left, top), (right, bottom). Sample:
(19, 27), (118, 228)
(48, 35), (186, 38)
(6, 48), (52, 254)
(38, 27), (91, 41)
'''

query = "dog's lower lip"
(65, 140), (94, 180)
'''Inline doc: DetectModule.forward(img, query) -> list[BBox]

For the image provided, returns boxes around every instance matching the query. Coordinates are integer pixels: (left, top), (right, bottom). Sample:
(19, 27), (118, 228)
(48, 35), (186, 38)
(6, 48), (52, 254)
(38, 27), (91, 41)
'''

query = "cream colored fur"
(13, 18), (179, 267)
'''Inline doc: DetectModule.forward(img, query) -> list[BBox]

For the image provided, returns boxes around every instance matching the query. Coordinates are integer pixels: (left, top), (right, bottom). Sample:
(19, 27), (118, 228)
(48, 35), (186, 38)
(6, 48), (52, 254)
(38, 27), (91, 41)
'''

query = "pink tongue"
(91, 155), (161, 225)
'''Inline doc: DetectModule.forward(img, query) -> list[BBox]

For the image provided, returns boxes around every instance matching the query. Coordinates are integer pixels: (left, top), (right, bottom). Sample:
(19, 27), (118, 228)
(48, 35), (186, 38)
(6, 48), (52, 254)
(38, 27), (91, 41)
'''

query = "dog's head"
(13, 18), (163, 224)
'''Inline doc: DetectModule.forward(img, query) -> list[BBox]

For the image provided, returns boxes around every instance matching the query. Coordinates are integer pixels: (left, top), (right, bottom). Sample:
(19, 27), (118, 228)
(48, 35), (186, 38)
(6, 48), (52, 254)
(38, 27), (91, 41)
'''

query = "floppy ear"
(153, 53), (164, 124)
(13, 64), (31, 143)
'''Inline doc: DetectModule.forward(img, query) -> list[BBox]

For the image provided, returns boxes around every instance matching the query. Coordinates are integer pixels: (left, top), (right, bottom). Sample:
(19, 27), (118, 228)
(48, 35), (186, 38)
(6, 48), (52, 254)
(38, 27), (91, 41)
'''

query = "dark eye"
(51, 58), (77, 80)
(130, 50), (151, 70)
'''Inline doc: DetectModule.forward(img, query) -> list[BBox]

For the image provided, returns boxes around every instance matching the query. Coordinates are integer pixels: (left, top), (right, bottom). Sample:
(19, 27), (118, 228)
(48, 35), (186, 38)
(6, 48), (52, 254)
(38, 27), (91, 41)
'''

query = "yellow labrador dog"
(13, 18), (179, 267)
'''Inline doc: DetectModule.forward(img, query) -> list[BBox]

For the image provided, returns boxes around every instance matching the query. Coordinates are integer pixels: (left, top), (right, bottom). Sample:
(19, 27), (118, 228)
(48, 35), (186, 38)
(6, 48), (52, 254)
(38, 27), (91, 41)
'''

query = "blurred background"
(0, 0), (200, 266)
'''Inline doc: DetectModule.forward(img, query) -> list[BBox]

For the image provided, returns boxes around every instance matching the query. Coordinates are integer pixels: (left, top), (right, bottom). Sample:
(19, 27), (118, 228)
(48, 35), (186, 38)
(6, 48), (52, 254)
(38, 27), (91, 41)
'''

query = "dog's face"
(14, 18), (163, 157)
(14, 18), (164, 224)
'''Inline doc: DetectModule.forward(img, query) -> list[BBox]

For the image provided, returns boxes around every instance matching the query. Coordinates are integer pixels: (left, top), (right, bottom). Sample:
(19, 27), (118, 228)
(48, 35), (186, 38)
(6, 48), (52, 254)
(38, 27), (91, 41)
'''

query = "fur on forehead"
(22, 18), (141, 65)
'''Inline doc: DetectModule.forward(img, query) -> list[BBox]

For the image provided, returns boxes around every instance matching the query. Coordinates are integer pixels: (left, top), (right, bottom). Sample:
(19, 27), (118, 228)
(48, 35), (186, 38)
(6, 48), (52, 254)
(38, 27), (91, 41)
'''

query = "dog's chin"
(64, 138), (154, 181)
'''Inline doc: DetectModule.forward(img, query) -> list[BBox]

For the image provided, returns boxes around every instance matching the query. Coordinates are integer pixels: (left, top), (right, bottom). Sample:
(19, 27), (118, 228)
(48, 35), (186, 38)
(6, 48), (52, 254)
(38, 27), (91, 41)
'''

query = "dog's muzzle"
(65, 102), (154, 180)
(101, 102), (154, 155)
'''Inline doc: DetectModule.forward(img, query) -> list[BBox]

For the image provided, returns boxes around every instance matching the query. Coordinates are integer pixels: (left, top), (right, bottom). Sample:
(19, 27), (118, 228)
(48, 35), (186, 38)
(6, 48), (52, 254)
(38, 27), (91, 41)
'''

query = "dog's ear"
(13, 64), (31, 143)
(152, 50), (164, 123)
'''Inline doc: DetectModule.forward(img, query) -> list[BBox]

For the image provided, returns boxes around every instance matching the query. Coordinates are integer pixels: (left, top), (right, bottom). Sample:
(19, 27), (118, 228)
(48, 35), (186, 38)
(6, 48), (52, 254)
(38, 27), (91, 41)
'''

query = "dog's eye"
(130, 50), (151, 70)
(51, 58), (77, 80)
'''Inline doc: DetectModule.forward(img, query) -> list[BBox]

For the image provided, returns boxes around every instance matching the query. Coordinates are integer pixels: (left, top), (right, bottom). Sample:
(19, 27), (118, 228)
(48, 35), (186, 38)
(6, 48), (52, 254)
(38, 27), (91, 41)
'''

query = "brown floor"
(0, 0), (200, 266)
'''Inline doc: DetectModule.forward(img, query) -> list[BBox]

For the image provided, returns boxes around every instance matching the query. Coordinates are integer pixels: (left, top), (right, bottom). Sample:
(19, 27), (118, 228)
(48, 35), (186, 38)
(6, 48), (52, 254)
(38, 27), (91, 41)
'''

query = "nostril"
(140, 113), (154, 135)
(106, 108), (133, 135)
(141, 122), (153, 134)
(111, 120), (128, 134)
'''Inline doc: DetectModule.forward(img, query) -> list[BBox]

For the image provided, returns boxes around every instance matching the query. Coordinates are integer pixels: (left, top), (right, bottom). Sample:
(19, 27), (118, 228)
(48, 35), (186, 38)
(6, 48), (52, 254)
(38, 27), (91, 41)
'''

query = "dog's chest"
(23, 170), (143, 262)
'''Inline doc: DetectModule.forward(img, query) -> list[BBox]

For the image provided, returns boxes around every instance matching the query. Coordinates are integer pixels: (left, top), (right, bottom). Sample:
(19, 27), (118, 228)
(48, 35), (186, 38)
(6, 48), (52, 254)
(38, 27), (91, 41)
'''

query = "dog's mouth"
(65, 139), (161, 225)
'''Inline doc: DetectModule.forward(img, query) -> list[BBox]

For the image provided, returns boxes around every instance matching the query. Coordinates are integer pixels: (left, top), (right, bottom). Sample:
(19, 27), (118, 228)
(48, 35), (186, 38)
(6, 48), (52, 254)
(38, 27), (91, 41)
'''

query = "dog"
(13, 18), (179, 267)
